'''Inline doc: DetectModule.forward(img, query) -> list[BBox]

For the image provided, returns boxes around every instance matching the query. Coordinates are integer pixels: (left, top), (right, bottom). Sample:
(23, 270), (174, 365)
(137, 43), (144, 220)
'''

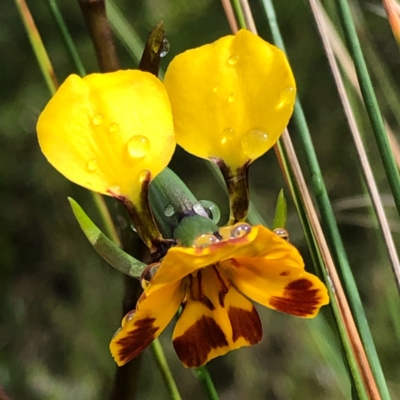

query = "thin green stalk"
(195, 367), (220, 400)
(47, 0), (86, 76)
(150, 339), (182, 400)
(231, 0), (247, 31)
(260, 0), (390, 398)
(334, 0), (400, 219)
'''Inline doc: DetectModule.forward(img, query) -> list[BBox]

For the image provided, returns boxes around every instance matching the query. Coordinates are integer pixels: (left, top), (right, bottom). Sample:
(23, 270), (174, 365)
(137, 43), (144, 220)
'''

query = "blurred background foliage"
(1, 0), (400, 398)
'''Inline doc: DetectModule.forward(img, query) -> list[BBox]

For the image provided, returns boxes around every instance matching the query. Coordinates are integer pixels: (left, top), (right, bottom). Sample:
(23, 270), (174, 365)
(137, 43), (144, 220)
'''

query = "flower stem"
(150, 339), (182, 400)
(195, 366), (220, 400)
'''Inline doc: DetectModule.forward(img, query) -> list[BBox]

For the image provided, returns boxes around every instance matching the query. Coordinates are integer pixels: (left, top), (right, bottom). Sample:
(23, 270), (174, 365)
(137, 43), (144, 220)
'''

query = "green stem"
(195, 366), (220, 400)
(231, 0), (247, 29)
(260, 0), (390, 398)
(47, 0), (86, 76)
(150, 339), (182, 400)
(334, 0), (400, 220)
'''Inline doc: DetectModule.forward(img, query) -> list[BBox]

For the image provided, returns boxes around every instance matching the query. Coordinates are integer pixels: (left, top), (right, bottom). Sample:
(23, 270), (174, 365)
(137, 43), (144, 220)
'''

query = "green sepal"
(173, 215), (219, 247)
(139, 21), (164, 76)
(68, 197), (147, 278)
(272, 189), (287, 229)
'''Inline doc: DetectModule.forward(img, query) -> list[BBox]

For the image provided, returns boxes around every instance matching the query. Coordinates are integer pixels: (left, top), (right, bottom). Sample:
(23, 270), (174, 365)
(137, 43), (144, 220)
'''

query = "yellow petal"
(37, 70), (175, 203)
(148, 224), (304, 291)
(110, 280), (184, 366)
(223, 257), (329, 318)
(173, 266), (262, 368)
(164, 29), (296, 168)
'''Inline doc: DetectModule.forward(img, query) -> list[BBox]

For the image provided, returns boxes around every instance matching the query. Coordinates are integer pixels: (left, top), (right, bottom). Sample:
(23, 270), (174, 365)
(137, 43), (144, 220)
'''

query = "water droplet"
(160, 38), (170, 58)
(221, 127), (235, 144)
(139, 169), (150, 183)
(227, 54), (239, 65)
(273, 228), (290, 241)
(87, 158), (98, 171)
(109, 123), (119, 133)
(92, 114), (103, 125)
(230, 223), (252, 238)
(164, 204), (175, 217)
(130, 223), (137, 233)
(213, 83), (221, 93)
(241, 127), (271, 159)
(193, 234), (219, 248)
(277, 86), (295, 108)
(197, 200), (221, 223)
(107, 185), (121, 196)
(127, 135), (150, 159)
(125, 310), (135, 323)
(112, 327), (122, 339)
(228, 93), (236, 103)
(140, 263), (161, 289)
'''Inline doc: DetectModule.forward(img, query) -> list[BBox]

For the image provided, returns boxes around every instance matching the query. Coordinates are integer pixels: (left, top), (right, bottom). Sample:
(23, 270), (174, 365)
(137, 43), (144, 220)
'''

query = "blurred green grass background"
(2, 0), (400, 398)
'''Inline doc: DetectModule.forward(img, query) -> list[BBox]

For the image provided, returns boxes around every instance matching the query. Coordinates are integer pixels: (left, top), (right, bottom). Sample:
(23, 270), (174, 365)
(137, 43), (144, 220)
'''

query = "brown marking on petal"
(279, 271), (290, 277)
(116, 317), (158, 364)
(213, 265), (229, 307)
(230, 258), (241, 268)
(269, 278), (321, 317)
(173, 316), (228, 368)
(190, 270), (215, 310)
(228, 306), (262, 344)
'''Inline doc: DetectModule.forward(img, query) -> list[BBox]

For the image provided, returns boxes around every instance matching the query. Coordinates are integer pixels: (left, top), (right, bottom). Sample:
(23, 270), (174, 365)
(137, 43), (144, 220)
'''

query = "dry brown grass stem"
(318, 3), (400, 170)
(381, 0), (400, 44)
(220, 0), (239, 33)
(310, 0), (400, 292)
(279, 131), (380, 399)
(226, 0), (382, 397)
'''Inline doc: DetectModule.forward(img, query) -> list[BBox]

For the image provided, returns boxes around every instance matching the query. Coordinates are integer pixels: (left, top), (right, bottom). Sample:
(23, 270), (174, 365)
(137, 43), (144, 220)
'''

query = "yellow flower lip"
(37, 70), (175, 204)
(110, 223), (329, 368)
(164, 29), (296, 169)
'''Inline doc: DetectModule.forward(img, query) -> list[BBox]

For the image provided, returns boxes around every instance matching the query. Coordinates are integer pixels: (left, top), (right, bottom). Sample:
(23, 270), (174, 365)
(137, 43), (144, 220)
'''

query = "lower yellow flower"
(110, 223), (329, 368)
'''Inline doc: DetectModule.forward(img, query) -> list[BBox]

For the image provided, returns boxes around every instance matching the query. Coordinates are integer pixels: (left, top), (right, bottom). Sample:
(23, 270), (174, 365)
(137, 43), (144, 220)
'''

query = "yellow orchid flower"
(164, 30), (296, 223)
(36, 70), (175, 248)
(110, 223), (329, 368)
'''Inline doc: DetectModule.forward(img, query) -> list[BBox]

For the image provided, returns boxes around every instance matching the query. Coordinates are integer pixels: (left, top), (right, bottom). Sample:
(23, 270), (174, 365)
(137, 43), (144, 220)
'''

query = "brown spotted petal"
(222, 256), (329, 318)
(110, 280), (184, 366)
(172, 266), (262, 368)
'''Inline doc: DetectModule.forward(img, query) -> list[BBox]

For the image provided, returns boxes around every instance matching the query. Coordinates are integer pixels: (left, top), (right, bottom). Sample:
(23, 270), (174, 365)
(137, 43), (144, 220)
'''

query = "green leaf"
(68, 197), (146, 278)
(272, 189), (287, 229)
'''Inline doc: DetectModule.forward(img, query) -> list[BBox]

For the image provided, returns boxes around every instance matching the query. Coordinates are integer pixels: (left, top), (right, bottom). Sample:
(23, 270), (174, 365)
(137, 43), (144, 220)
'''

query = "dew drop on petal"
(87, 158), (98, 171)
(230, 223), (252, 238)
(193, 234), (219, 248)
(277, 86), (295, 108)
(112, 327), (122, 339)
(164, 204), (175, 217)
(160, 38), (170, 58)
(121, 310), (136, 328)
(227, 93), (236, 103)
(221, 127), (235, 144)
(213, 83), (221, 93)
(107, 185), (121, 196)
(241, 128), (272, 159)
(273, 228), (290, 241)
(92, 114), (103, 125)
(227, 54), (239, 65)
(109, 123), (119, 133)
(127, 135), (150, 159)
(140, 262), (161, 289)
(139, 169), (150, 183)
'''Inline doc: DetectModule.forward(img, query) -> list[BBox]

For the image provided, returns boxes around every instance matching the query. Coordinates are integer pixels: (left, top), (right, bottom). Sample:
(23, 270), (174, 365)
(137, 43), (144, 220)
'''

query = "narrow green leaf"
(272, 189), (287, 229)
(68, 197), (146, 278)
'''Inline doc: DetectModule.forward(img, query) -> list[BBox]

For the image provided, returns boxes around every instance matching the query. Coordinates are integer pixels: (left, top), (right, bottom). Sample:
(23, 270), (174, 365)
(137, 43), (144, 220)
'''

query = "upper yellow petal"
(37, 70), (175, 203)
(164, 29), (296, 168)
